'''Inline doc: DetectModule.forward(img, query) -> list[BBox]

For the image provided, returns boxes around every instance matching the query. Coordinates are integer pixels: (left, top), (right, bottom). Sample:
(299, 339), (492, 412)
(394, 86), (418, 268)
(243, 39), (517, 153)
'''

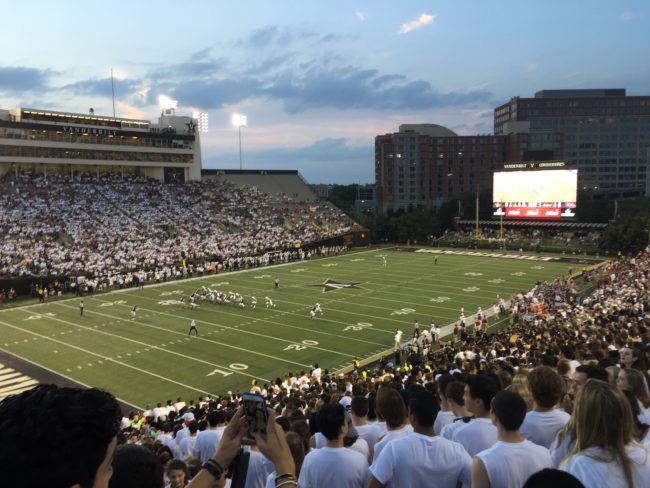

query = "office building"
(375, 124), (513, 214)
(494, 89), (650, 196)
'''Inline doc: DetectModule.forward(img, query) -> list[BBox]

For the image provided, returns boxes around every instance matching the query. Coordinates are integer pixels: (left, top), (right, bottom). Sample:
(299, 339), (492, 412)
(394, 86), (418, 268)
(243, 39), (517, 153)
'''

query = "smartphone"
(242, 392), (268, 435)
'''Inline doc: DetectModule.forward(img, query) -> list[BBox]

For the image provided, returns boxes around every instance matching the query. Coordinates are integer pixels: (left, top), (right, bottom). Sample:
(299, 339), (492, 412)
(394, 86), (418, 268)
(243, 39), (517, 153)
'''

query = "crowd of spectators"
(439, 226), (602, 253)
(0, 171), (357, 281)
(1, 245), (648, 487)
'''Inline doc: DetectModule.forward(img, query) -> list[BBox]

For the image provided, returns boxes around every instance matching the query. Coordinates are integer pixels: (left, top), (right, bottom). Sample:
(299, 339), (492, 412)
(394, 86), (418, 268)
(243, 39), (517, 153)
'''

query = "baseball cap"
(339, 395), (352, 411)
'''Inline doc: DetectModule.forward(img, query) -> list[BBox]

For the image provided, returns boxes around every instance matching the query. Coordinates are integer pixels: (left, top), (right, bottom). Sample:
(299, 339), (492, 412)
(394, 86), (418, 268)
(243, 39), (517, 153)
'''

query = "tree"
(600, 216), (649, 255)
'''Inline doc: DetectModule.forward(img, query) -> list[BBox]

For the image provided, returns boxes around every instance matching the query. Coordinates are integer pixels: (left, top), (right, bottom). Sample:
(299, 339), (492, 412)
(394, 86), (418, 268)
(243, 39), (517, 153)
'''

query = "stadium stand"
(0, 171), (358, 285)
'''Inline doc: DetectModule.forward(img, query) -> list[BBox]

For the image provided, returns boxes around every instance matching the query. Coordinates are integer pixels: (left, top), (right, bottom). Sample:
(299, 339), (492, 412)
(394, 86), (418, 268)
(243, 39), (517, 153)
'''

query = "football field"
(0, 247), (596, 408)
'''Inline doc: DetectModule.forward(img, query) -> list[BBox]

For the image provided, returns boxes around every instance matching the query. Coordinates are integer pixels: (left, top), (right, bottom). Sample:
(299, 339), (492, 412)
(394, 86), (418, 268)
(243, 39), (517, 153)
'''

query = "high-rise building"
(494, 89), (650, 197)
(375, 124), (513, 214)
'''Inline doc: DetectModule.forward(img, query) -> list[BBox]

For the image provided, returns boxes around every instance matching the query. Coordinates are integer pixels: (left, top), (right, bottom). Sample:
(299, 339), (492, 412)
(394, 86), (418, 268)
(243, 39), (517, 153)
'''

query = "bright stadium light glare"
(158, 95), (178, 110)
(193, 111), (209, 133)
(231, 113), (247, 127)
(232, 113), (247, 169)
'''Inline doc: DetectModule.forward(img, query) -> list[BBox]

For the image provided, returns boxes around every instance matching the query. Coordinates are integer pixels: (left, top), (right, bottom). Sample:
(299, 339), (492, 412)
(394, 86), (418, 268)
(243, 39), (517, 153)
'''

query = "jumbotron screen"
(493, 169), (577, 219)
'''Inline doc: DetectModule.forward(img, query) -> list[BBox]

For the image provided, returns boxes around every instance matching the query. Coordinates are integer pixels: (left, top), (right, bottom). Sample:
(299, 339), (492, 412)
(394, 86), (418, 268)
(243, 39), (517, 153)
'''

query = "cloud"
(239, 26), (318, 49)
(61, 77), (143, 97)
(0, 66), (54, 92)
(356, 11), (366, 22)
(261, 64), (491, 113)
(397, 13), (436, 35)
(620, 11), (641, 21)
(204, 138), (373, 183)
(44, 25), (491, 115)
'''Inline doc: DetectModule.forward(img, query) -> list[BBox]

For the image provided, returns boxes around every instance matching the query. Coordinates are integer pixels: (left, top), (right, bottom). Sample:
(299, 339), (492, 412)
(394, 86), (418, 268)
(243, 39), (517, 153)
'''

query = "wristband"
(202, 459), (224, 479)
(275, 473), (296, 482)
(276, 481), (297, 488)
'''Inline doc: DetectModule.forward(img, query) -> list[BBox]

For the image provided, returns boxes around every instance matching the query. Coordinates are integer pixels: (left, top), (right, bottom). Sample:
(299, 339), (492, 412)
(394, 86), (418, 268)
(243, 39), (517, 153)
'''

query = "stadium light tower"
(231, 113), (247, 170)
(158, 95), (178, 116)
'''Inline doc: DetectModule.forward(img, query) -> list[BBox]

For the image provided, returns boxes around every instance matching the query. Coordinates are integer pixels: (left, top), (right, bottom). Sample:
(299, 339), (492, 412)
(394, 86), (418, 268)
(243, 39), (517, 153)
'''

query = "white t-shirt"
(192, 429), (221, 463)
(373, 424), (413, 462)
(244, 450), (274, 488)
(560, 444), (650, 488)
(370, 432), (471, 488)
(476, 440), (552, 488)
(355, 423), (382, 453)
(451, 418), (498, 456)
(368, 420), (387, 436)
(434, 410), (455, 435)
(440, 418), (469, 441)
(549, 431), (574, 468)
(348, 438), (369, 461)
(520, 409), (571, 448)
(298, 446), (369, 488)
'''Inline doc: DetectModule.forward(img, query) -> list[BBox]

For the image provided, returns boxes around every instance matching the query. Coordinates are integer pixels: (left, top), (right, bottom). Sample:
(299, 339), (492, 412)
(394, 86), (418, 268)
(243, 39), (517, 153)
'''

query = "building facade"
(375, 124), (513, 214)
(494, 89), (650, 197)
(0, 107), (202, 182)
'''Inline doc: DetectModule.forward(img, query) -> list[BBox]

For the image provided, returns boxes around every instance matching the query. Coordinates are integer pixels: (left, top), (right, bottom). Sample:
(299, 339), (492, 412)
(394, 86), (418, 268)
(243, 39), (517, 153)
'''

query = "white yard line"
(83, 295), (360, 359)
(50, 301), (315, 368)
(0, 319), (218, 399)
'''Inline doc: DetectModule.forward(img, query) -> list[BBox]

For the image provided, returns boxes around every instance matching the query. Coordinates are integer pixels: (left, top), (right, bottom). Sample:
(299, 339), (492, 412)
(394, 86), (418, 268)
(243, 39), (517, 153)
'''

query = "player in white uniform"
(251, 296), (257, 309)
(188, 319), (199, 337)
(382, 256), (387, 267)
(265, 296), (276, 308)
(314, 302), (323, 315)
(394, 329), (403, 350)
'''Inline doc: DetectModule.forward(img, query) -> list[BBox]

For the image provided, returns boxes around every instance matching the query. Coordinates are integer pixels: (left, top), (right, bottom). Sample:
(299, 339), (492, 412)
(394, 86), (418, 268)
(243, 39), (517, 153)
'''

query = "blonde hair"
(622, 369), (650, 409)
(570, 380), (636, 488)
(506, 382), (532, 411)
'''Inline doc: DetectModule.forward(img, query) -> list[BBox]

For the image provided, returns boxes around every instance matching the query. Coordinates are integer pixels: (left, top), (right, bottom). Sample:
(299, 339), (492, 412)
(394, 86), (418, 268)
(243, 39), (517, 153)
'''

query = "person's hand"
(255, 410), (295, 476)
(211, 407), (248, 468)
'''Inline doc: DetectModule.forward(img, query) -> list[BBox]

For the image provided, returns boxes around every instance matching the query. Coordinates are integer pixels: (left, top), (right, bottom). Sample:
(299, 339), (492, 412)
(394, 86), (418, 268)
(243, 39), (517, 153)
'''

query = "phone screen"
(242, 393), (267, 435)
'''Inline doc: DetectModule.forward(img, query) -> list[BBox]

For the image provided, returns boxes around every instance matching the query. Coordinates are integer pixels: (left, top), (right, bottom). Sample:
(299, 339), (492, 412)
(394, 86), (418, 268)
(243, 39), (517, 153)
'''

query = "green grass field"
(0, 247), (593, 408)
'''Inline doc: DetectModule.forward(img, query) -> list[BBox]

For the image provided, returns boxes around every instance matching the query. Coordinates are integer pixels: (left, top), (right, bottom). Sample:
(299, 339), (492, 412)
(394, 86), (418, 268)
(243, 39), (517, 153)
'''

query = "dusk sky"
(1, 1), (648, 183)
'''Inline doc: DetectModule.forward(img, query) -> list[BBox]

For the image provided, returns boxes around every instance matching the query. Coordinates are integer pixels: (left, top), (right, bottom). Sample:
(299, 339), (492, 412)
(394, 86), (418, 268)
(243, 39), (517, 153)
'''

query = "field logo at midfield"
(311, 279), (361, 292)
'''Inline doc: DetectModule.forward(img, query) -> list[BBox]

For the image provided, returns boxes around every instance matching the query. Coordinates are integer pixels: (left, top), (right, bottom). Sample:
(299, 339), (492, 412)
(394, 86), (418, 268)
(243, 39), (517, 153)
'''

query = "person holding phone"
(187, 407), (297, 488)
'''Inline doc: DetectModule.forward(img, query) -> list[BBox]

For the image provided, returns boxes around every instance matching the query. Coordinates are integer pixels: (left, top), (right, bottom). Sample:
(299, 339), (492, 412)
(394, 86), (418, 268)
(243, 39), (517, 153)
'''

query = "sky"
(1, 0), (648, 184)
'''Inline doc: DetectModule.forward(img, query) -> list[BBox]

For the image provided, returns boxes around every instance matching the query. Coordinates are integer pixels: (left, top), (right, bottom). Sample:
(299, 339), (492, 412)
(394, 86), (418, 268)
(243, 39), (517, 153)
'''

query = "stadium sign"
(503, 161), (566, 169)
(61, 125), (118, 136)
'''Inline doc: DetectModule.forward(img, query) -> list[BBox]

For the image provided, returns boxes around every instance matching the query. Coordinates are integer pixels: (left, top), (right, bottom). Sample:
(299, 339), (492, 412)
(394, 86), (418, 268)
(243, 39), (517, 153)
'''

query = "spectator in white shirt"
(434, 374), (457, 435)
(559, 380), (650, 487)
(193, 411), (223, 463)
(369, 390), (472, 488)
(472, 390), (552, 488)
(451, 374), (501, 456)
(440, 381), (472, 441)
(350, 396), (381, 462)
(298, 403), (368, 488)
(373, 387), (413, 462)
(520, 366), (571, 448)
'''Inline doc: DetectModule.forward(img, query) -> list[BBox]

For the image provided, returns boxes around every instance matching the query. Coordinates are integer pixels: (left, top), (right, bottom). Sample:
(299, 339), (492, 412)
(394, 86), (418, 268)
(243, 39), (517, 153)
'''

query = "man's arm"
(471, 457), (490, 488)
(367, 474), (386, 488)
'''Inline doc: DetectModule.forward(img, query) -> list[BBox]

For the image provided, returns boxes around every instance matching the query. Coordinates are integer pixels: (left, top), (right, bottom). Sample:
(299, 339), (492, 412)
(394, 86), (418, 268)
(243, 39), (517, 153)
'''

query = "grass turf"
(0, 247), (589, 408)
